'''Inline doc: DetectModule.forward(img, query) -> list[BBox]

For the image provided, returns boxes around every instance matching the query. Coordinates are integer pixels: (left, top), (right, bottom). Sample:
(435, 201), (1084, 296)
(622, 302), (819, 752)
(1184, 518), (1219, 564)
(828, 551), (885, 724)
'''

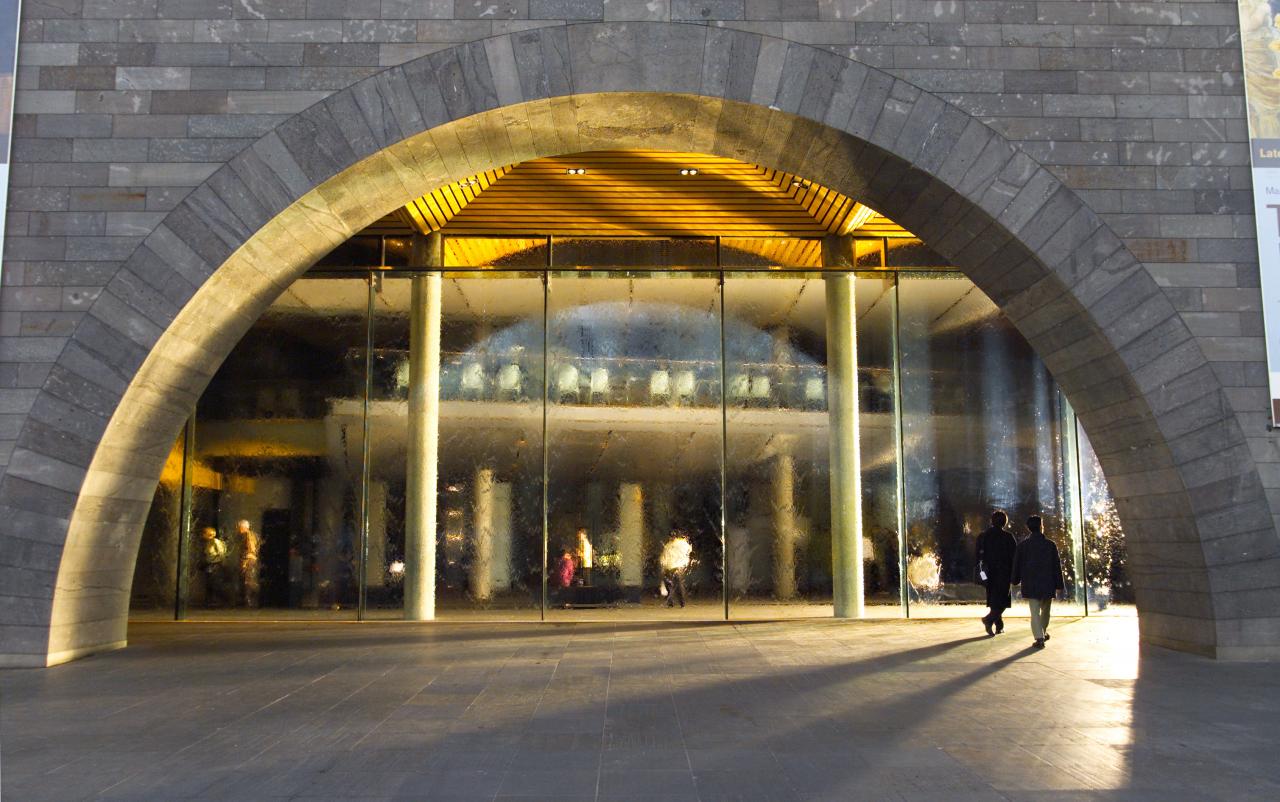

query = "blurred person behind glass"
(660, 533), (693, 608)
(237, 519), (262, 608)
(199, 526), (227, 607)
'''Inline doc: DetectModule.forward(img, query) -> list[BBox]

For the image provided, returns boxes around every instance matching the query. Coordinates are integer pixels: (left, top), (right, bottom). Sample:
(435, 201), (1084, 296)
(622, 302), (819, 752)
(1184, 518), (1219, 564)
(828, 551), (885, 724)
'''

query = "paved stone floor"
(2, 617), (1277, 801)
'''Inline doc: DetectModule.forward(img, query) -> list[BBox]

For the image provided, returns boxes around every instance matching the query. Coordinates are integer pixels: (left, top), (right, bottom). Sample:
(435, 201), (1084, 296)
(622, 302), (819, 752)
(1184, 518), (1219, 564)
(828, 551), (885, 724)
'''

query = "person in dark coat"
(976, 510), (1018, 636)
(1010, 515), (1065, 648)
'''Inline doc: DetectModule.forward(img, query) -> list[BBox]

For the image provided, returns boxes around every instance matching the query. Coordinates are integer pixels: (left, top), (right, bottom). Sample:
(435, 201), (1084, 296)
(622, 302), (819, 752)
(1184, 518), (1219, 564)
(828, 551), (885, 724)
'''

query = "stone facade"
(2, 2), (1278, 664)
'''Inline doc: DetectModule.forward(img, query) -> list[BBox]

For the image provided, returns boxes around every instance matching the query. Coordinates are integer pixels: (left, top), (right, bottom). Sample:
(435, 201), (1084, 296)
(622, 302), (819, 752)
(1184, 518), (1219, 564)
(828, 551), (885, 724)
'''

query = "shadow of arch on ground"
(4, 21), (1274, 666)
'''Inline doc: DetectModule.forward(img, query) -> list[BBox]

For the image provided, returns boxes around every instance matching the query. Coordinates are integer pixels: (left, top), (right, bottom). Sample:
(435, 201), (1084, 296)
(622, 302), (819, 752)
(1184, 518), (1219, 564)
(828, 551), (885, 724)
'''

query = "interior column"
(405, 233), (443, 620)
(772, 447), (798, 600)
(366, 481), (388, 591)
(471, 467), (495, 602)
(491, 481), (513, 591)
(619, 482), (645, 591)
(823, 235), (864, 618)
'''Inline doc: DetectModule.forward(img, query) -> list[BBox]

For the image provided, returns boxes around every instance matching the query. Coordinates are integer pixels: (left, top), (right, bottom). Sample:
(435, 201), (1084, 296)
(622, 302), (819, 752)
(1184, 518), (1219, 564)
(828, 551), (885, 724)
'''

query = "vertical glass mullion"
(540, 252), (551, 621)
(174, 415), (196, 621)
(890, 272), (909, 617)
(1066, 401), (1088, 613)
(718, 263), (729, 621)
(357, 271), (375, 621)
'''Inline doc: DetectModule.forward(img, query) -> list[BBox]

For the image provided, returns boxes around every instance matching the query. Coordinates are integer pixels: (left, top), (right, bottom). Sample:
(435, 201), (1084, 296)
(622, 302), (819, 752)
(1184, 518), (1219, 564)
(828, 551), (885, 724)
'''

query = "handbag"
(658, 580), (668, 597)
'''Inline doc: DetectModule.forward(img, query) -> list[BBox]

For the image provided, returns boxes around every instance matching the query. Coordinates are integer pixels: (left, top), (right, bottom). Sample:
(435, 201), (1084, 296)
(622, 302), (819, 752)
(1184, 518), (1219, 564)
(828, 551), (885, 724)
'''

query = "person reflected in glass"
(199, 526), (227, 608)
(660, 532), (693, 608)
(237, 519), (262, 609)
(976, 510), (1017, 636)
(1011, 515), (1065, 649)
(576, 528), (594, 586)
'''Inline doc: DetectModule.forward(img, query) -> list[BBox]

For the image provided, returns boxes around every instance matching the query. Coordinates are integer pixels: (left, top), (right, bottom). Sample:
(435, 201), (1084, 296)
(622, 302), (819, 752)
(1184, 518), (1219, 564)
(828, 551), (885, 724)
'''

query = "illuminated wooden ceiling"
(368, 150), (914, 240)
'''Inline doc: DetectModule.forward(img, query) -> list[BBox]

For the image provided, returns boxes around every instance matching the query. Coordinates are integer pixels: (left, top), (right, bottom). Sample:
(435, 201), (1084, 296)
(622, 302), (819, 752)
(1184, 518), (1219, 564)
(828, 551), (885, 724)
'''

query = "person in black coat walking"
(976, 510), (1017, 636)
(1011, 515), (1065, 648)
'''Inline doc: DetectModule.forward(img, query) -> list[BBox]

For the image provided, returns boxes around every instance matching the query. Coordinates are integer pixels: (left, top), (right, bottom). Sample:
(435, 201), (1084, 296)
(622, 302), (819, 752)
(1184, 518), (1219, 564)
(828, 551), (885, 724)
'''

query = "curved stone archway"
(3, 22), (1276, 666)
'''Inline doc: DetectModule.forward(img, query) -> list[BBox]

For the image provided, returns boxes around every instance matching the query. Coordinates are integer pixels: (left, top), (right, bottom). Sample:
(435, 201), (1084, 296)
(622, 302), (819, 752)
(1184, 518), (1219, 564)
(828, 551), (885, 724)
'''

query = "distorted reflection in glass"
(552, 237), (716, 269)
(545, 272), (723, 617)
(1080, 423), (1133, 612)
(365, 273), (545, 617)
(123, 259), (1128, 625)
(723, 274), (832, 615)
(898, 275), (1080, 613)
(128, 427), (185, 618)
(855, 276), (903, 615)
(722, 274), (902, 618)
(185, 277), (369, 618)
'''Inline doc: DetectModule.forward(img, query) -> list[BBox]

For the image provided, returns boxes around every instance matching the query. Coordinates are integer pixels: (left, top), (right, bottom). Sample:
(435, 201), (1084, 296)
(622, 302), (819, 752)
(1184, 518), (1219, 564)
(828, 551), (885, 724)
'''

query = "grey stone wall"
(1, 1), (1275, 659)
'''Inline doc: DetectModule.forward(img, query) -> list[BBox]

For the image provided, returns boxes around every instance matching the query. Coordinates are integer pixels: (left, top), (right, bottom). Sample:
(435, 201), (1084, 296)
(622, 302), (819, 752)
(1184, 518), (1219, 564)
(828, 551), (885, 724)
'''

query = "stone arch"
(3, 22), (1274, 666)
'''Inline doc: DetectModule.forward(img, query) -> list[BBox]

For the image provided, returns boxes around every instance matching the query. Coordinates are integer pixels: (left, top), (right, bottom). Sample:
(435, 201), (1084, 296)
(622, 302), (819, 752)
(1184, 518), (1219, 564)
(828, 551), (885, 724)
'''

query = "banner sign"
(0, 1), (17, 285)
(1239, 1), (1280, 424)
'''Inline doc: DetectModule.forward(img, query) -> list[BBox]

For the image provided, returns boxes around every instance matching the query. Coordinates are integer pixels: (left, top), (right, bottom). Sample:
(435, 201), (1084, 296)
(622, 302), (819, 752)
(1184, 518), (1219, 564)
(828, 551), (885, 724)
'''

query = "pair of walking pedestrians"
(977, 511), (1065, 649)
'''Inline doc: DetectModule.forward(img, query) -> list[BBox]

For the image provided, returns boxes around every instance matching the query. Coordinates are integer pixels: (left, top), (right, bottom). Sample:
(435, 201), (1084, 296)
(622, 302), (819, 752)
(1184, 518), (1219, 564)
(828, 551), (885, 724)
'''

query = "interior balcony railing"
(369, 349), (897, 413)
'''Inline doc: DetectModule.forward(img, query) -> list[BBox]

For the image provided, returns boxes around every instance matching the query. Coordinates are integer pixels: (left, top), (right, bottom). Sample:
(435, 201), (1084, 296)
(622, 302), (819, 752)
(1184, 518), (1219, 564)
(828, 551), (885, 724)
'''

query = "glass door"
(544, 272), (724, 619)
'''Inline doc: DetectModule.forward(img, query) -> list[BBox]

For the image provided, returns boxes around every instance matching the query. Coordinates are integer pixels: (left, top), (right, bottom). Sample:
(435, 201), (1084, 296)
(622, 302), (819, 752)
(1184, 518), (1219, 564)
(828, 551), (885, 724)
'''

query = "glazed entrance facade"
(128, 235), (1130, 623)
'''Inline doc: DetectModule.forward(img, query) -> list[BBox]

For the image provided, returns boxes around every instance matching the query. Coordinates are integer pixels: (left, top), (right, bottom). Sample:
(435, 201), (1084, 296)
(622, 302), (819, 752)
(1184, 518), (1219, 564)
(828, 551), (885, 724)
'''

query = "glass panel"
(720, 238), (821, 268)
(898, 274), (1082, 617)
(444, 237), (549, 268)
(545, 271), (722, 619)
(552, 238), (715, 269)
(1079, 423), (1134, 613)
(723, 273), (830, 617)
(722, 272), (901, 618)
(857, 276), (902, 616)
(383, 237), (412, 267)
(187, 277), (370, 618)
(854, 239), (884, 268)
(128, 426), (186, 620)
(885, 238), (946, 268)
(365, 272), (545, 618)
(315, 235), (382, 268)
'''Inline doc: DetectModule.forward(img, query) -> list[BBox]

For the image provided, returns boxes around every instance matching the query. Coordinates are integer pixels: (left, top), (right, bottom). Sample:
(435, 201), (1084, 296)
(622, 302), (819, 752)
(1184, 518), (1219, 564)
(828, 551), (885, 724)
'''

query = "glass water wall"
(365, 274), (547, 617)
(129, 254), (1127, 621)
(166, 278), (370, 619)
(722, 274), (902, 617)
(546, 273), (723, 617)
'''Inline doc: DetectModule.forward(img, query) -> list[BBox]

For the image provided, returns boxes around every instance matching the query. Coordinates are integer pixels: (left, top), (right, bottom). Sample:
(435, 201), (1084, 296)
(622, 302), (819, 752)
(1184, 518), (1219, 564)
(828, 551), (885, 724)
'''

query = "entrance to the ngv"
(126, 151), (1131, 625)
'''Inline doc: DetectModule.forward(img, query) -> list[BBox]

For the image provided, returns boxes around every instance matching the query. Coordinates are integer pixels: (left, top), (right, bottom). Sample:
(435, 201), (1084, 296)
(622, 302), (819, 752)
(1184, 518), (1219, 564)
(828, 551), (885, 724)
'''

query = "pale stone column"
(619, 482), (644, 588)
(366, 481), (387, 589)
(823, 236), (864, 618)
(405, 234), (443, 620)
(772, 449), (798, 601)
(471, 467), (495, 601)
(491, 481), (513, 590)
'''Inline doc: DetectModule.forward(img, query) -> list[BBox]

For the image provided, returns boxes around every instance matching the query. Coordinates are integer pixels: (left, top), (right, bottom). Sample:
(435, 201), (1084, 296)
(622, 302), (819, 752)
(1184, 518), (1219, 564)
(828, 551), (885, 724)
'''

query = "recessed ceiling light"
(679, 168), (699, 176)
(565, 167), (587, 175)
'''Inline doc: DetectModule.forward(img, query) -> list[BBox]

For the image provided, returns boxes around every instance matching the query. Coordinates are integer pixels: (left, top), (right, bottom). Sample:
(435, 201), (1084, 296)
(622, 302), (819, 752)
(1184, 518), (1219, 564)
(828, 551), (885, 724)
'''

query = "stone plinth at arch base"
(3, 22), (1278, 667)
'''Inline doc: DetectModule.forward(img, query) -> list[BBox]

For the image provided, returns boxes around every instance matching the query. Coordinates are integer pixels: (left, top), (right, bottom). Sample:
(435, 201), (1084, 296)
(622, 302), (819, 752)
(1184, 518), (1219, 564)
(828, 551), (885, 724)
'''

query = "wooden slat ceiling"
(373, 151), (915, 236)
(441, 152), (841, 236)
(404, 167), (512, 233)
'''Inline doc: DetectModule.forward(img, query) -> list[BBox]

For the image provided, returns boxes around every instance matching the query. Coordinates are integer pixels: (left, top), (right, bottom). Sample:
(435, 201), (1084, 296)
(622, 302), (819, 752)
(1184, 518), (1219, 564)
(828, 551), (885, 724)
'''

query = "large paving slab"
(2, 617), (1279, 801)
